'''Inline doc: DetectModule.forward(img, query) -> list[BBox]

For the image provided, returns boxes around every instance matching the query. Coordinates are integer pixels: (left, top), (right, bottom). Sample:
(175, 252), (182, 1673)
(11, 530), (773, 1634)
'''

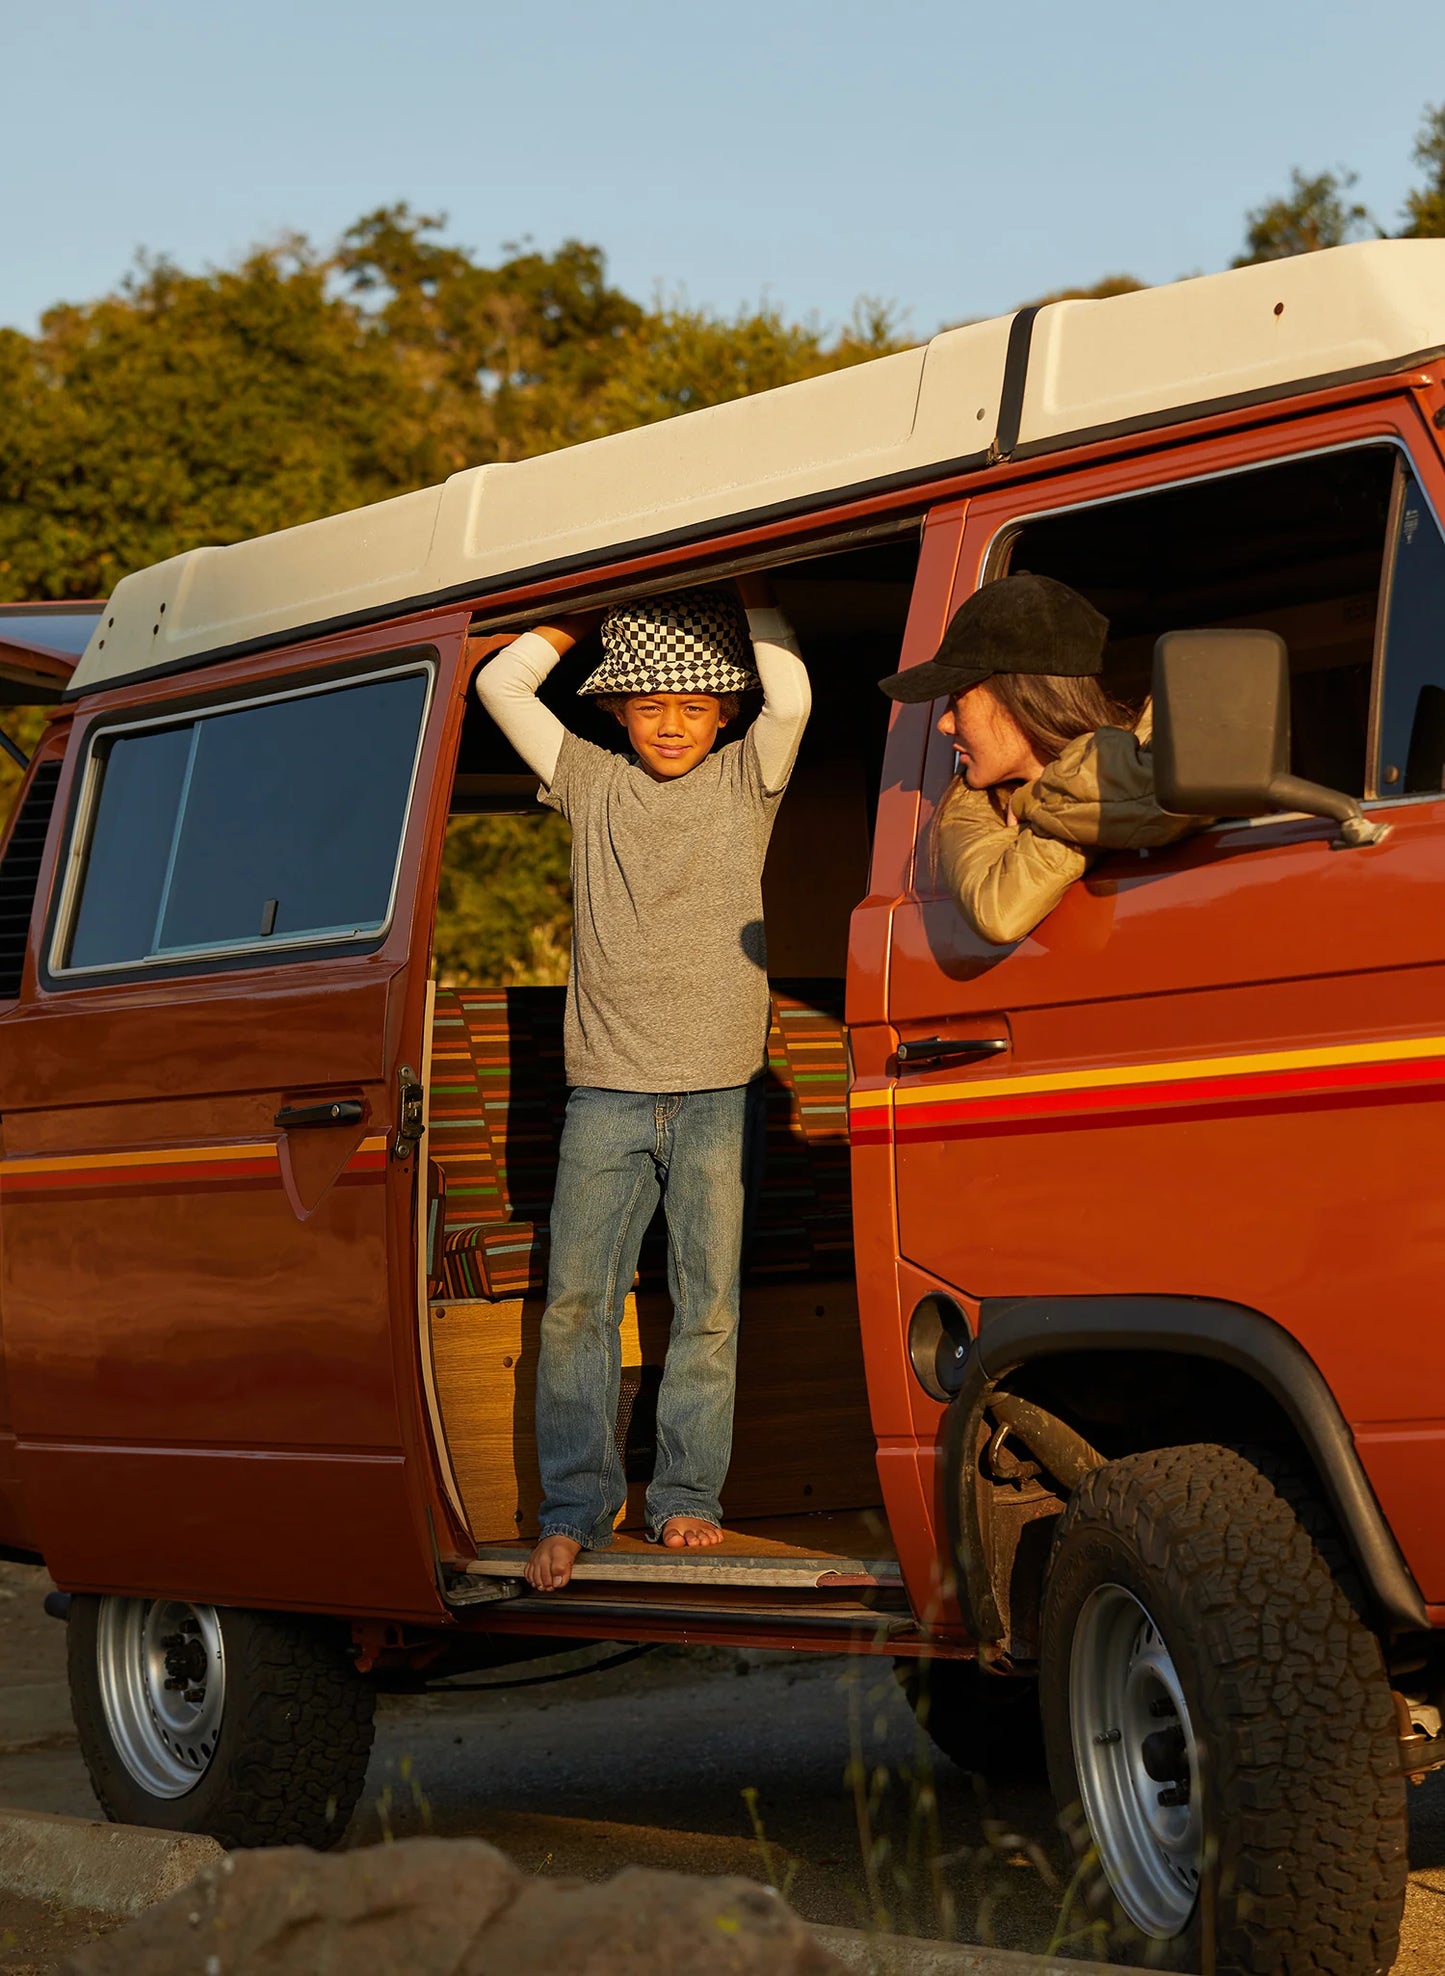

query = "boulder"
(62, 1836), (843, 1975)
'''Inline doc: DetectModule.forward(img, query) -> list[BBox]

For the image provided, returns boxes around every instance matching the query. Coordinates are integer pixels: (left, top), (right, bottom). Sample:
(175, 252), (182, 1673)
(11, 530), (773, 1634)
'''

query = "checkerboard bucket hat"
(578, 586), (759, 697)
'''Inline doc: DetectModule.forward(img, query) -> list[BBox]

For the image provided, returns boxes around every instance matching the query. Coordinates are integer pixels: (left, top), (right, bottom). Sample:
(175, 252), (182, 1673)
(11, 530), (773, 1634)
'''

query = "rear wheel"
(68, 1595), (375, 1848)
(1039, 1444), (1406, 1974)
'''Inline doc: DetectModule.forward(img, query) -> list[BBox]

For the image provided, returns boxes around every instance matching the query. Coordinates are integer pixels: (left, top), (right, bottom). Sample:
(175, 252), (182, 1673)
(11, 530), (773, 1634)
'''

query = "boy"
(477, 578), (810, 1591)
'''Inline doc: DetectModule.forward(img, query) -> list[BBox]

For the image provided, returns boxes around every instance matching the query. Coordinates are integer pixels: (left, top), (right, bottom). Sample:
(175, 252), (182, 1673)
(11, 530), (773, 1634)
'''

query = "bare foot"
(525, 1535), (582, 1591)
(659, 1517), (725, 1550)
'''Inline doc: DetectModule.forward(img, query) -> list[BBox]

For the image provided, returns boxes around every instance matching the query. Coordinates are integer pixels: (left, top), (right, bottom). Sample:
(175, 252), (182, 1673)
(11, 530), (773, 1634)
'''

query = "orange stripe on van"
(0, 1134), (389, 1197)
(849, 1035), (1445, 1143)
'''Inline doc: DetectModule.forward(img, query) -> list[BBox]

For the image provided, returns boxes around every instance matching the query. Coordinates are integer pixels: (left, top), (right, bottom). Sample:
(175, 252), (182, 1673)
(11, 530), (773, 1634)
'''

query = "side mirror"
(1151, 629), (1386, 849)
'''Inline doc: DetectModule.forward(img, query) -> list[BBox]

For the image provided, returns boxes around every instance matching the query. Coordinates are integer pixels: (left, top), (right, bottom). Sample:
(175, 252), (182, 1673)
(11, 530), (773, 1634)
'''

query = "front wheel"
(1039, 1444), (1406, 1974)
(68, 1595), (375, 1848)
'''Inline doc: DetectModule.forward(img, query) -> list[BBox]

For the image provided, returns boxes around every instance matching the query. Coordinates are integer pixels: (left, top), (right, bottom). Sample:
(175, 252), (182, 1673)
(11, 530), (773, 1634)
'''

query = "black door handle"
(274, 1100), (366, 1129)
(896, 1036), (1010, 1068)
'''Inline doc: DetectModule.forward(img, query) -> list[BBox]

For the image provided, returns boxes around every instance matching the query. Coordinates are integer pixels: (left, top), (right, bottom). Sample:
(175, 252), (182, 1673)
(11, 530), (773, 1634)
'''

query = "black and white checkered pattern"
(578, 586), (759, 696)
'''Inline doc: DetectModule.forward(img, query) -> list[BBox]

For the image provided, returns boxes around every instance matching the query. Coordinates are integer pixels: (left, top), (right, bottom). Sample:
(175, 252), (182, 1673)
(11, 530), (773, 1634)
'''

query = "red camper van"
(3, 239), (1445, 1974)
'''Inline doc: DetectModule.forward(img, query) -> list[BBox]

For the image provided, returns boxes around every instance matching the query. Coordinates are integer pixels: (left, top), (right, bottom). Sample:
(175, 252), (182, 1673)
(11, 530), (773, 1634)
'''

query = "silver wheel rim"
(95, 1597), (225, 1799)
(1070, 1583), (1201, 1939)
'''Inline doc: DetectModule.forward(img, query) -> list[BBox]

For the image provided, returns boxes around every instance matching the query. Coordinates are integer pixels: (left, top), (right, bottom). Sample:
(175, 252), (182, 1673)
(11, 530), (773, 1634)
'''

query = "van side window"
(61, 666), (430, 974)
(1002, 446), (1396, 800)
(1375, 466), (1445, 796)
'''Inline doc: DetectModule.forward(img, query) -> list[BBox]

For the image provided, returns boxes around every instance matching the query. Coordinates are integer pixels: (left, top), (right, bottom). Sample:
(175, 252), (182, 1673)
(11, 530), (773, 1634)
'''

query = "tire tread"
(1041, 1443), (1406, 1975)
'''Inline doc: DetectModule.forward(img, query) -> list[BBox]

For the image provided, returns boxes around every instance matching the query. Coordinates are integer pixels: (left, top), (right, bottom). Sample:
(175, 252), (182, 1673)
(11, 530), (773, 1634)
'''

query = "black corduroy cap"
(878, 572), (1109, 703)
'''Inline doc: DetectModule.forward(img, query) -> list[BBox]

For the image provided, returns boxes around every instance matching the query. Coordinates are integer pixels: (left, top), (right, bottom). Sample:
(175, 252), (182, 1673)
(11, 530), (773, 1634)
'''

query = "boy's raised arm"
(476, 613), (599, 786)
(737, 574), (811, 794)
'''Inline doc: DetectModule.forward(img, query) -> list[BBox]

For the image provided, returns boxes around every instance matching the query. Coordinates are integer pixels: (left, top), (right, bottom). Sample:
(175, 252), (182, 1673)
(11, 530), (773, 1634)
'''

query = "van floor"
(465, 1508), (899, 1592)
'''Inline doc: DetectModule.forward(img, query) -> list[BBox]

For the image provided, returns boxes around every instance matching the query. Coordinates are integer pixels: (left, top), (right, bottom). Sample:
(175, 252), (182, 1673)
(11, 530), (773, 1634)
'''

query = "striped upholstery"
(428, 980), (851, 1301)
(750, 985), (852, 1276)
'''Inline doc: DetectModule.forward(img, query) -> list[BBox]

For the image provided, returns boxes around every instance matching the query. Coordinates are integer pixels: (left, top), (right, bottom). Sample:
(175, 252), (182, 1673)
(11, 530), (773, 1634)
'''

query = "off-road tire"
(68, 1597), (376, 1848)
(1039, 1443), (1406, 1975)
(897, 1657), (1046, 1784)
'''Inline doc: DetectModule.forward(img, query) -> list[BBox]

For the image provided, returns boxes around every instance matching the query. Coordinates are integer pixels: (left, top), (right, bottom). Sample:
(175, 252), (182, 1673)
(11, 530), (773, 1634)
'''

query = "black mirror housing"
(1152, 629), (1292, 816)
(1151, 628), (1385, 846)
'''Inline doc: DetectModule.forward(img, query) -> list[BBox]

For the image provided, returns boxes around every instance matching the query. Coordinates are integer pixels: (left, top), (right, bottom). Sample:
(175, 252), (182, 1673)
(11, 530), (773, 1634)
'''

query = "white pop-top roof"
(72, 239), (1445, 694)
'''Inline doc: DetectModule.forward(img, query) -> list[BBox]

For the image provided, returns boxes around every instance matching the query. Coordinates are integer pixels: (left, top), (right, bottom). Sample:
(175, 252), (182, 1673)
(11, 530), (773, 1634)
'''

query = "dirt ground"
(5, 1556), (1445, 1974)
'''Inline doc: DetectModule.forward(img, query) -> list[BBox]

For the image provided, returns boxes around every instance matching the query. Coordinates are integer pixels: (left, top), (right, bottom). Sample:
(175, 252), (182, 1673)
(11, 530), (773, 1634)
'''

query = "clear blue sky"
(4, 0), (1434, 340)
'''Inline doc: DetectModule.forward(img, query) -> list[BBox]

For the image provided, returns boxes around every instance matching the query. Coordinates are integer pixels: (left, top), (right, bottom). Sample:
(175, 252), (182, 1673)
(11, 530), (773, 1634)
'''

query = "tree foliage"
(1234, 105), (1445, 264)
(1233, 168), (1377, 266)
(433, 813), (574, 988)
(1402, 104), (1445, 238)
(1019, 274), (1147, 307)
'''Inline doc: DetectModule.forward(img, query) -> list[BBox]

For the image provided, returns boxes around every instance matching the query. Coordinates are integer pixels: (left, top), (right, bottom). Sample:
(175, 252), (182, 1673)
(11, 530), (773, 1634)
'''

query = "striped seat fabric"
(428, 980), (851, 1301)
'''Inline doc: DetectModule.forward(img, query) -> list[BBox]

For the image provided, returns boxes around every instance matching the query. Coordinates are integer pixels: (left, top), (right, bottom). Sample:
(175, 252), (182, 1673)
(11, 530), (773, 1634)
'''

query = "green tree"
(1233, 168), (1378, 266)
(592, 296), (901, 432)
(0, 241), (441, 601)
(1019, 274), (1147, 306)
(1402, 103), (1445, 238)
(433, 812), (573, 987)
(336, 206), (647, 463)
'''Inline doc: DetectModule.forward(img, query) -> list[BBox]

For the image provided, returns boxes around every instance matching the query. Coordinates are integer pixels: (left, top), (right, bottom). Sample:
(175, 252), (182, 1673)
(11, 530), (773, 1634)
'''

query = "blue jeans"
(536, 1084), (754, 1547)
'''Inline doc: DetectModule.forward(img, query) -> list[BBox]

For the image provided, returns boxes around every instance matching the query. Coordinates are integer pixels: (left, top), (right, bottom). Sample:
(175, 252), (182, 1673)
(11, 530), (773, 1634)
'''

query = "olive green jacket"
(934, 707), (1205, 946)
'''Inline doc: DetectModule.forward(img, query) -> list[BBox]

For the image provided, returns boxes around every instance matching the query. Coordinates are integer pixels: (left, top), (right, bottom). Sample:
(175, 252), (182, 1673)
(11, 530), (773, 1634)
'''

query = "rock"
(61, 1836), (844, 1975)
(478, 1863), (838, 1973)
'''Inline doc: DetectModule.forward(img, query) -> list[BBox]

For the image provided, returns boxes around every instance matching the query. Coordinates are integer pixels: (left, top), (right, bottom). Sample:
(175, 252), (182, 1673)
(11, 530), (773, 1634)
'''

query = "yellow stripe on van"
(0, 1132), (388, 1178)
(849, 1032), (1445, 1114)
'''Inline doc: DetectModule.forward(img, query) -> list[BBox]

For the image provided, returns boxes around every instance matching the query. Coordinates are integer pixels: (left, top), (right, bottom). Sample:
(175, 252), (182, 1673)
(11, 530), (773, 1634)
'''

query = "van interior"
(421, 533), (920, 1620)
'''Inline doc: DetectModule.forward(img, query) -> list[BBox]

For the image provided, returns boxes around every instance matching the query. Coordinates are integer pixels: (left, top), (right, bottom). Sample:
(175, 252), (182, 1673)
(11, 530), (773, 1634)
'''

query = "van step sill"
(467, 1509), (901, 1592)
(463, 1553), (899, 1591)
(473, 1592), (915, 1631)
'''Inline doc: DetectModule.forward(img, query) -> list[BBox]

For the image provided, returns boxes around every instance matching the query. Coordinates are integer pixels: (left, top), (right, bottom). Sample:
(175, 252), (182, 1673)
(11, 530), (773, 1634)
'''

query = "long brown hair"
(934, 670), (1136, 843)
(984, 671), (1132, 763)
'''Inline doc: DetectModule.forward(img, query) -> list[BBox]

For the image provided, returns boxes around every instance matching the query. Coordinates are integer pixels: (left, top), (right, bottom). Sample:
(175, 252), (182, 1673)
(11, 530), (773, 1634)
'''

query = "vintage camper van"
(3, 238), (1445, 1974)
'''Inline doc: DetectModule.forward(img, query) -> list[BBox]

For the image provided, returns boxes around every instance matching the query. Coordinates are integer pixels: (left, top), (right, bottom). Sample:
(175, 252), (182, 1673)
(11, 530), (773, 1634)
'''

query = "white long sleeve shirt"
(475, 610), (811, 1090)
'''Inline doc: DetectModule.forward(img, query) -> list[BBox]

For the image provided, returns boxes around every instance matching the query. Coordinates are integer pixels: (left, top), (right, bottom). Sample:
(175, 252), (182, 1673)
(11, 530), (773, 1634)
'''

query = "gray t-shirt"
(541, 728), (785, 1092)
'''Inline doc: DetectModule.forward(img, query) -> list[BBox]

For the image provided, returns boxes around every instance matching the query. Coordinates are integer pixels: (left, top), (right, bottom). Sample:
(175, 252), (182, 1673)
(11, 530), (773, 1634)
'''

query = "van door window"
(1375, 464), (1445, 796)
(995, 445), (1396, 804)
(59, 664), (431, 975)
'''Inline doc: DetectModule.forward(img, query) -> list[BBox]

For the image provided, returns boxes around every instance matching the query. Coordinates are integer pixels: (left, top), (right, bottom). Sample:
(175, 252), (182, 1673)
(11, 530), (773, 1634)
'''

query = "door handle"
(896, 1036), (1010, 1068)
(274, 1099), (366, 1129)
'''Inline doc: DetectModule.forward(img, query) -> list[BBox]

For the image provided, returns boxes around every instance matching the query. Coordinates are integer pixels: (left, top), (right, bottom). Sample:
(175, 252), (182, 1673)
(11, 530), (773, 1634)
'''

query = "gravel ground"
(4, 1557), (1445, 1973)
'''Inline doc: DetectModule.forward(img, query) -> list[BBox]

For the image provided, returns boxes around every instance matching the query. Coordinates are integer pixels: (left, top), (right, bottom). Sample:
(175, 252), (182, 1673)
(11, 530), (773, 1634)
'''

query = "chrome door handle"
(895, 1036), (1010, 1068)
(274, 1100), (366, 1129)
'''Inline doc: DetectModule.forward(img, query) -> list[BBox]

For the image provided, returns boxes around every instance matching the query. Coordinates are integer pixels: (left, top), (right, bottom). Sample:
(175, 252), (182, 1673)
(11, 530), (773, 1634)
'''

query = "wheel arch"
(942, 1293), (1427, 1648)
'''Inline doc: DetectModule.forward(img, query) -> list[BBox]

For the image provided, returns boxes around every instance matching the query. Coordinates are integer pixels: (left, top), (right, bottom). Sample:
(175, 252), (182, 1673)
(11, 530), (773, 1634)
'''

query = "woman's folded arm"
(935, 785), (1090, 946)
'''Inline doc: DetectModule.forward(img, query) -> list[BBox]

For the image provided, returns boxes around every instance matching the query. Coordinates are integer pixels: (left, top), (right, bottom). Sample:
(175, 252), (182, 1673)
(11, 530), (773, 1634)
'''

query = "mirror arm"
(1264, 774), (1389, 849)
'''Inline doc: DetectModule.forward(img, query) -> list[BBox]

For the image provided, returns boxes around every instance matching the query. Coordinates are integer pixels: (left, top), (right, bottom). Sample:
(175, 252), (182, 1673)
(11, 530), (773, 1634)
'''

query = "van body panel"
(15, 1445), (428, 1614)
(844, 503), (964, 1623)
(0, 615), (474, 1613)
(883, 400), (1445, 1605)
(0, 972), (390, 1117)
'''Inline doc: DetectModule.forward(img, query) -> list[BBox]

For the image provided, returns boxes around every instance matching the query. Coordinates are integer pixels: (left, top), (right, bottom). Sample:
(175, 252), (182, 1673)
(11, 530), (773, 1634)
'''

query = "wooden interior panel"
(429, 1276), (879, 1543)
(726, 1277), (879, 1518)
